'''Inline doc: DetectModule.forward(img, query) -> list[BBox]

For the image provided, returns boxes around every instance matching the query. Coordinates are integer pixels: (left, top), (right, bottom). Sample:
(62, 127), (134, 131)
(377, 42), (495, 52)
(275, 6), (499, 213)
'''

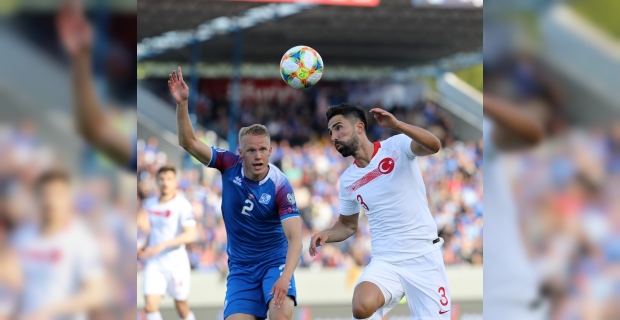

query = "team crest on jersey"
(286, 193), (296, 205)
(214, 147), (227, 153)
(259, 193), (271, 205)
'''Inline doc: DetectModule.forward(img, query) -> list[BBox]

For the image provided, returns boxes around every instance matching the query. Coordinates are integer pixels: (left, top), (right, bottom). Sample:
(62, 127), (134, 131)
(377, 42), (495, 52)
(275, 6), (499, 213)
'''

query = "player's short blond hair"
(238, 124), (270, 147)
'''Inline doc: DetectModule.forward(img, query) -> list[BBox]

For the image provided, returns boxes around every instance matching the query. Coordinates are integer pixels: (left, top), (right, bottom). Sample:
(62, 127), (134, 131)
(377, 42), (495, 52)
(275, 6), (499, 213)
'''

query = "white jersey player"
(12, 170), (106, 320)
(483, 95), (548, 319)
(309, 104), (450, 320)
(138, 166), (197, 320)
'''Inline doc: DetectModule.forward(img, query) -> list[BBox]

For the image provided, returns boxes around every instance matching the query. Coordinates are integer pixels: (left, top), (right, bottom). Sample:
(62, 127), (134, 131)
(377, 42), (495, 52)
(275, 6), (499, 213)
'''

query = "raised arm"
(168, 67), (213, 165)
(56, 1), (132, 166)
(370, 108), (441, 156)
(309, 213), (359, 257)
(484, 95), (544, 148)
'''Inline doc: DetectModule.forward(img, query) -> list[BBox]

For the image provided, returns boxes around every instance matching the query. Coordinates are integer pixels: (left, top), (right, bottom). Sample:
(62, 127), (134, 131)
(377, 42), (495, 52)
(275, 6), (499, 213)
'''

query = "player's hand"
(168, 67), (189, 104)
(309, 231), (329, 257)
(56, 0), (93, 58)
(140, 243), (166, 259)
(370, 108), (400, 129)
(269, 276), (290, 309)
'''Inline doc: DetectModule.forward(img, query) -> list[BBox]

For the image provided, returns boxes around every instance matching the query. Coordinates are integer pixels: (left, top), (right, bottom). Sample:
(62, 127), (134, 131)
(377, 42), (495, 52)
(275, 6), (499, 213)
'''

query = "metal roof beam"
(137, 2), (316, 60)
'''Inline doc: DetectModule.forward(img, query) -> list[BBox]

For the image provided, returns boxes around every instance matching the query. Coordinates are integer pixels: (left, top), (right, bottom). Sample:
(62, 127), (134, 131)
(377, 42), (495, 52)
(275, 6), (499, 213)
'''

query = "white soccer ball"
(279, 45), (324, 89)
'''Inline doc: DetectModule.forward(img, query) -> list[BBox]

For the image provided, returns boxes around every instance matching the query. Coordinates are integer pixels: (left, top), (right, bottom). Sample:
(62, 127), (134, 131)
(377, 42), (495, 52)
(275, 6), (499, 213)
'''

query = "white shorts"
(356, 249), (451, 320)
(143, 259), (191, 301)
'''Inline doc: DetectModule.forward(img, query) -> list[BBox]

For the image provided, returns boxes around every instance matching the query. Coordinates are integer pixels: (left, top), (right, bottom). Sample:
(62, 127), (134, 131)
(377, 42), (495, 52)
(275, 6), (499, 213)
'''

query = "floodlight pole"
(228, 29), (243, 151)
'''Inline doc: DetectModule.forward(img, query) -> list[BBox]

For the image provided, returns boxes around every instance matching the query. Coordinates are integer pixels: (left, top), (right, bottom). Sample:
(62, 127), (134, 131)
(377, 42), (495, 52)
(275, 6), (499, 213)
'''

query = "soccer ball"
(280, 45), (324, 89)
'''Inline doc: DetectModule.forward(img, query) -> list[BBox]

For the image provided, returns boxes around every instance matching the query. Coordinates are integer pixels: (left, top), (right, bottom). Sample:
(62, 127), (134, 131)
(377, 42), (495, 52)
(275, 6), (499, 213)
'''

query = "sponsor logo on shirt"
(259, 193), (272, 205)
(233, 176), (242, 186)
(149, 210), (171, 218)
(20, 248), (62, 263)
(214, 147), (227, 153)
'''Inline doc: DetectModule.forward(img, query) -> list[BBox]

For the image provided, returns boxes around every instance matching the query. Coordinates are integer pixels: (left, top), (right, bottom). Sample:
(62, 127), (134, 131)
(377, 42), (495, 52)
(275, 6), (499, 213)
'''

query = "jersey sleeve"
(339, 179), (360, 216)
(390, 134), (417, 158)
(179, 199), (197, 227)
(275, 180), (300, 221)
(207, 147), (240, 172)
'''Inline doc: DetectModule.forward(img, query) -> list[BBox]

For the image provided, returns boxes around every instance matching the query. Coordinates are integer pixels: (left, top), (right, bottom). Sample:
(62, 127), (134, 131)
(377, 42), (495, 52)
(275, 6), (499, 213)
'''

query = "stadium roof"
(137, 0), (482, 68)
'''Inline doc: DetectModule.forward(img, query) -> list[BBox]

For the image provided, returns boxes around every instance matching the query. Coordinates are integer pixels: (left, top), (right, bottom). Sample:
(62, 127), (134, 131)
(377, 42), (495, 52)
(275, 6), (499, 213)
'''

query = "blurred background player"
(12, 170), (106, 320)
(309, 104), (451, 319)
(56, 0), (137, 171)
(170, 67), (303, 320)
(0, 0), (136, 319)
(138, 166), (197, 320)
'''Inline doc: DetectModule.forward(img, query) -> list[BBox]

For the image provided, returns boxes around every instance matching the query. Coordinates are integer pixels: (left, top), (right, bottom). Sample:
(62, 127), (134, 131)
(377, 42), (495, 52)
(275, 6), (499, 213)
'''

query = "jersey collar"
(353, 141), (381, 168)
(241, 163), (271, 186)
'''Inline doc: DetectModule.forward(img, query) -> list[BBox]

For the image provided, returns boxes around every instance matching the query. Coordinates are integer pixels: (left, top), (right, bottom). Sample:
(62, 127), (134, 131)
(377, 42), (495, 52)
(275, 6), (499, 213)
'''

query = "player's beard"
(335, 134), (360, 157)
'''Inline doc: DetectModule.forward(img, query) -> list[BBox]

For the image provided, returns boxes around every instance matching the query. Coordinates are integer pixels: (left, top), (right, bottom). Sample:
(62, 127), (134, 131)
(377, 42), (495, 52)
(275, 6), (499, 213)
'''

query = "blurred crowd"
(137, 89), (484, 275)
(0, 119), (136, 319)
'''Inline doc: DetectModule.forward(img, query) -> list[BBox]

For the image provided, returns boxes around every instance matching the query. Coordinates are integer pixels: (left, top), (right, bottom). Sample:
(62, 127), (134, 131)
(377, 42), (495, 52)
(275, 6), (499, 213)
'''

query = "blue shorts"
(223, 261), (297, 319)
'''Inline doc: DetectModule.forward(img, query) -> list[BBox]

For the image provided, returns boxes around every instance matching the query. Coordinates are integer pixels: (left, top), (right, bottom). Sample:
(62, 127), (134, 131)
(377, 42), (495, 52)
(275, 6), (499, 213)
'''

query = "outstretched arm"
(168, 67), (213, 165)
(56, 0), (132, 166)
(484, 95), (544, 148)
(309, 213), (359, 257)
(270, 216), (302, 308)
(370, 108), (441, 156)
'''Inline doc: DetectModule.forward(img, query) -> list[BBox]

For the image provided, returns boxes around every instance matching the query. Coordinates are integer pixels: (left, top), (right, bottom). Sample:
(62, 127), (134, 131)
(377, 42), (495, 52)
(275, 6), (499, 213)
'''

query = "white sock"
(181, 311), (195, 320)
(146, 312), (163, 320)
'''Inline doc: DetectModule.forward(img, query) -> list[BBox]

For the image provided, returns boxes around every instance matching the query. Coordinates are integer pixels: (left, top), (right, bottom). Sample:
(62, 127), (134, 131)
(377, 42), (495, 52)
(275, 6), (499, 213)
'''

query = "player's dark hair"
(35, 169), (71, 190)
(325, 103), (368, 132)
(156, 166), (176, 177)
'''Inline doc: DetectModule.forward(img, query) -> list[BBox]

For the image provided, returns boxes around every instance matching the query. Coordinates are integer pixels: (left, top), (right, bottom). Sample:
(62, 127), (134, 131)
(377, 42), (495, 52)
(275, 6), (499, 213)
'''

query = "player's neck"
(159, 192), (176, 203)
(40, 214), (71, 237)
(353, 139), (376, 168)
(243, 167), (268, 182)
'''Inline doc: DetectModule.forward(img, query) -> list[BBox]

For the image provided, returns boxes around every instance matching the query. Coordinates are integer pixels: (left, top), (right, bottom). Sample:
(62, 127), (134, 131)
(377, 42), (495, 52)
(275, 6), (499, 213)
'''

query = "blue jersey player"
(169, 67), (303, 320)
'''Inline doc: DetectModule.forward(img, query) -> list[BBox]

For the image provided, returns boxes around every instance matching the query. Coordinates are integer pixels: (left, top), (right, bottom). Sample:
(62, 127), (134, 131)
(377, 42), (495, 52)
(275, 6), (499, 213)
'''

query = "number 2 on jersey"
(241, 199), (254, 216)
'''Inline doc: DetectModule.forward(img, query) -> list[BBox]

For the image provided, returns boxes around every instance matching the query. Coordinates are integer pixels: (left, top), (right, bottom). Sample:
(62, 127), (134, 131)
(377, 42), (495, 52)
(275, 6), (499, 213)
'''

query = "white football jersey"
(13, 219), (103, 320)
(143, 194), (196, 265)
(483, 118), (540, 307)
(339, 134), (441, 261)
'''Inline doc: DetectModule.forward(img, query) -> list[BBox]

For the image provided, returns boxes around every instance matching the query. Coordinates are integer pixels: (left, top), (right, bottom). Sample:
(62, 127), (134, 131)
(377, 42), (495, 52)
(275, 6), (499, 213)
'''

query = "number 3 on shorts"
(438, 287), (449, 306)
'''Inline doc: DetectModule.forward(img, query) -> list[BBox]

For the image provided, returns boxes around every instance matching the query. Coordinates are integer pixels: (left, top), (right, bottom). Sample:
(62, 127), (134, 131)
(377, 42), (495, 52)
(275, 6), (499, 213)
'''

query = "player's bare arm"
(270, 217), (302, 309)
(141, 225), (197, 260)
(309, 213), (359, 257)
(170, 67), (213, 165)
(56, 0), (132, 166)
(26, 276), (105, 320)
(484, 95), (544, 148)
(137, 208), (150, 234)
(370, 108), (441, 156)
